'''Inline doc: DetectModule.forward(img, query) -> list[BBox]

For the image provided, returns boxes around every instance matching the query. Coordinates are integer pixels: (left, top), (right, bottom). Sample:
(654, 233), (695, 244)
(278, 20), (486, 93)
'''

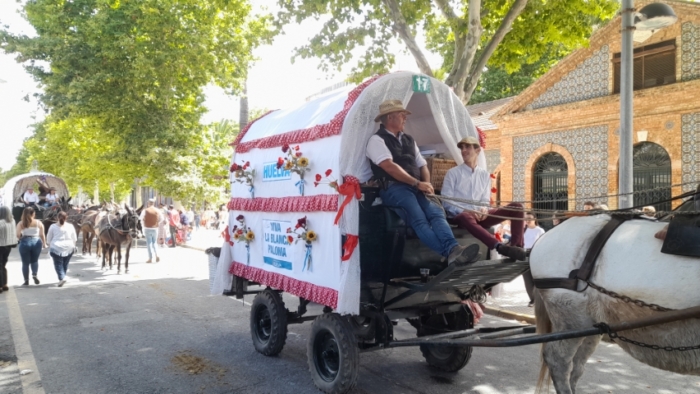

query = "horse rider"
(441, 136), (527, 261)
(366, 99), (479, 265)
(22, 186), (40, 209)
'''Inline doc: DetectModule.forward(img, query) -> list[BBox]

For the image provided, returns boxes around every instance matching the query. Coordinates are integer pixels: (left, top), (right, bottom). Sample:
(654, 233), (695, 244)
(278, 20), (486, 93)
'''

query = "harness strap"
(533, 215), (628, 291)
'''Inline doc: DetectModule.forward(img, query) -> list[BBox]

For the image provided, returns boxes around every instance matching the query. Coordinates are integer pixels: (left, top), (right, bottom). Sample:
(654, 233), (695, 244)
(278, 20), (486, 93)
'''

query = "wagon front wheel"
(307, 313), (359, 394)
(250, 289), (288, 356)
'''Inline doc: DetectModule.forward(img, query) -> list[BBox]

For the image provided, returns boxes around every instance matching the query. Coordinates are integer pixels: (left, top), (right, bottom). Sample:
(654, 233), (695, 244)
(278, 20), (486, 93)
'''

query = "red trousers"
(452, 202), (525, 249)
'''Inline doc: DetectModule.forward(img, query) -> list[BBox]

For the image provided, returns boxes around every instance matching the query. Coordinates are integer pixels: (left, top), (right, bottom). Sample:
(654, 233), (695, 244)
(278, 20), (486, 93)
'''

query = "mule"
(532, 214), (700, 394)
(97, 205), (142, 273)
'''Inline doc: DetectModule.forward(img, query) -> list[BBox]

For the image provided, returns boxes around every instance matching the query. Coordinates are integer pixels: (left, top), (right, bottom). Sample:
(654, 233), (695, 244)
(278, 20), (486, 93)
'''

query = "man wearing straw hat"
(367, 99), (479, 265)
(441, 136), (527, 261)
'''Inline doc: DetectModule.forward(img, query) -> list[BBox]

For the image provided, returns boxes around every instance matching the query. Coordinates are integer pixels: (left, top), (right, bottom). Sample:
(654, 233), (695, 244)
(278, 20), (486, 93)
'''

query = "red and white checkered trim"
(228, 261), (338, 308)
(229, 110), (277, 147)
(227, 194), (338, 212)
(231, 75), (383, 153)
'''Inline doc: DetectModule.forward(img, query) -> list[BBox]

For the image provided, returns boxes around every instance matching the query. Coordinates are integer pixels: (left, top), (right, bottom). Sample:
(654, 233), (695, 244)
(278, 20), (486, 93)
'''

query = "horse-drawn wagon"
(211, 71), (534, 393)
(1, 171), (70, 223)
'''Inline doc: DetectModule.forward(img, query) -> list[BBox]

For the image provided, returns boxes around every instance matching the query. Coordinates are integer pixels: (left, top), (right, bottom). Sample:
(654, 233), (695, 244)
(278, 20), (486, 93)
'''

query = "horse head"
(124, 204), (141, 238)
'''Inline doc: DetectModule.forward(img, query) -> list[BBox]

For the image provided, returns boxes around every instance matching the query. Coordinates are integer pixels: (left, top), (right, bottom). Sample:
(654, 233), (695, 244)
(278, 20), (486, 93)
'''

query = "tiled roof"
(466, 97), (513, 130)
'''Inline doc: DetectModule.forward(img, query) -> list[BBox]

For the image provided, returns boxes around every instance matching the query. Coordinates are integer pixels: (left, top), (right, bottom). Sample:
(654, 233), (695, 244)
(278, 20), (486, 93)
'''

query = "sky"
(0, 0), (438, 172)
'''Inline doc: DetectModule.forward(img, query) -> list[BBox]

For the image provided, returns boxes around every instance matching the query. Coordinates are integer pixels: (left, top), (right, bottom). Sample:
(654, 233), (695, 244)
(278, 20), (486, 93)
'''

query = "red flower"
(491, 187), (498, 193)
(490, 173), (496, 179)
(315, 174), (322, 182)
(287, 235), (294, 244)
(232, 225), (238, 231)
(245, 161), (250, 167)
(314, 182), (319, 187)
(237, 229), (243, 235)
(294, 145), (300, 151)
(236, 214), (244, 221)
(276, 157), (284, 169)
(295, 223), (300, 229)
(286, 227), (292, 233)
(297, 217), (307, 228)
(295, 152), (302, 157)
(230, 163), (239, 172)
(325, 169), (332, 177)
(282, 144), (290, 153)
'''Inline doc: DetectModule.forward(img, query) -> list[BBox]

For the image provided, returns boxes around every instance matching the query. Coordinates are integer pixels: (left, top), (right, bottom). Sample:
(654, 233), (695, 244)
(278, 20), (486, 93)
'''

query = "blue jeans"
(144, 228), (158, 260)
(380, 184), (458, 257)
(18, 237), (42, 282)
(50, 252), (72, 280)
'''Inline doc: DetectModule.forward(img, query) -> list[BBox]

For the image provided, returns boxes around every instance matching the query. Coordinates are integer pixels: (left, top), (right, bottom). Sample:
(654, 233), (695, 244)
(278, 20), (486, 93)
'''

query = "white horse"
(531, 214), (700, 394)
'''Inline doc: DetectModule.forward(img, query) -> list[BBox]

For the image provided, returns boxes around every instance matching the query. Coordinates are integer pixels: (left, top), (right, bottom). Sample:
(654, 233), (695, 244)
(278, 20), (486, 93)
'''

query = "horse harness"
(533, 215), (628, 292)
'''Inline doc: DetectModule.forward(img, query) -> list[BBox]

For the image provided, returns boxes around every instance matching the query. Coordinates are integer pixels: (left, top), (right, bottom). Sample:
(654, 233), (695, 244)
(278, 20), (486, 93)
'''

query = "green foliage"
(276, 0), (618, 102)
(1, 0), (273, 201)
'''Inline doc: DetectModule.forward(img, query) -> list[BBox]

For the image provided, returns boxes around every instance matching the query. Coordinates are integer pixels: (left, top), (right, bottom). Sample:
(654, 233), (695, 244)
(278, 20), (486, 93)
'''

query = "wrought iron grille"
(533, 153), (568, 231)
(633, 142), (672, 211)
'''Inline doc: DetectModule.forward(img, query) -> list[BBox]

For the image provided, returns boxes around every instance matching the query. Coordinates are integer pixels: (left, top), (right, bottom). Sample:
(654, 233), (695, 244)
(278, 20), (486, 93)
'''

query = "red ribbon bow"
(334, 176), (361, 225)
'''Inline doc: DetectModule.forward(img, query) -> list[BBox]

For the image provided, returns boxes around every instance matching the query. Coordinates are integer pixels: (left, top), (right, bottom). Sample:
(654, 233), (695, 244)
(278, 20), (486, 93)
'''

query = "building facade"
(490, 0), (700, 216)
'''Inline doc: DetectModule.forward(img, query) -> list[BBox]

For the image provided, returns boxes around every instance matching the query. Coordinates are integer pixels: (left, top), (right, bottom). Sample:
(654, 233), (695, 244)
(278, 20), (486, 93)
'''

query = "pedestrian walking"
(522, 213), (545, 307)
(193, 210), (200, 231)
(0, 206), (17, 293)
(168, 205), (180, 247)
(140, 198), (161, 263)
(179, 209), (189, 243)
(16, 207), (46, 286)
(47, 211), (77, 287)
(157, 203), (167, 247)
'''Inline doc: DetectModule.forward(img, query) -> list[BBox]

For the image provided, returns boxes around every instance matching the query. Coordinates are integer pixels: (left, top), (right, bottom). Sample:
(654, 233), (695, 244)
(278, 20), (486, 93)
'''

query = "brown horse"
(98, 205), (142, 273)
(79, 206), (105, 256)
(41, 197), (80, 236)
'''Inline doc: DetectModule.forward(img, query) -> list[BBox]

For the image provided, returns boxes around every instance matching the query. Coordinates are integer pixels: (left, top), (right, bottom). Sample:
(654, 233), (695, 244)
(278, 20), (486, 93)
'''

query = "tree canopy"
(1, 0), (273, 202)
(276, 0), (618, 103)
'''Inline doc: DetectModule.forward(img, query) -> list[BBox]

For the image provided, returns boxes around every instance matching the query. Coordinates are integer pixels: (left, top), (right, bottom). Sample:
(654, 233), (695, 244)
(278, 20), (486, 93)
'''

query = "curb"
(180, 244), (207, 252)
(483, 306), (535, 325)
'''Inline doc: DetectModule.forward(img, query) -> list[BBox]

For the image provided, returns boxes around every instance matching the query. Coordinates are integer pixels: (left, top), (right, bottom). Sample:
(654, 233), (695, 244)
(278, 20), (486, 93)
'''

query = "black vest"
(370, 126), (421, 184)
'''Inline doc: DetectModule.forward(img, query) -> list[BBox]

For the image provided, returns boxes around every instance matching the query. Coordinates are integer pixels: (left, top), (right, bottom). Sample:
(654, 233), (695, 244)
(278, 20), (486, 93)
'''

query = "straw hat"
(457, 136), (481, 149)
(374, 100), (411, 122)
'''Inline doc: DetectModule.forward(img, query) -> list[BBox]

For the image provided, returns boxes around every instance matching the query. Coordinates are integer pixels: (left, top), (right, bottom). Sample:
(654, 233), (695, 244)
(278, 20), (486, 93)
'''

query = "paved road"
(0, 241), (699, 394)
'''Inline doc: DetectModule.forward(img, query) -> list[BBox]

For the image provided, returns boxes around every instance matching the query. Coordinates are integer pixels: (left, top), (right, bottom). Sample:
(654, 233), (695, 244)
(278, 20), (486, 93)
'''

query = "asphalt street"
(0, 238), (699, 394)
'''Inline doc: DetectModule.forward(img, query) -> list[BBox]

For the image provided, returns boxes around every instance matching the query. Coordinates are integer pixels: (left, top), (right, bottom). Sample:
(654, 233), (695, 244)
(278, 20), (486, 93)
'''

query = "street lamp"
(618, 2), (677, 209)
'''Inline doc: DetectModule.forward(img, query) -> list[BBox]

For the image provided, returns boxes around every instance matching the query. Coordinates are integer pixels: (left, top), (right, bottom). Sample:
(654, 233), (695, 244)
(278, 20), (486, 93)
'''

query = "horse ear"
(125, 204), (132, 215)
(67, 197), (72, 204)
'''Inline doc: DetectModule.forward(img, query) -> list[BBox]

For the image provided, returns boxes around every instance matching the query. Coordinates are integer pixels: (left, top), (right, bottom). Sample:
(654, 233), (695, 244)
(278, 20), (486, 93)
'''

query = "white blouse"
(47, 223), (77, 256)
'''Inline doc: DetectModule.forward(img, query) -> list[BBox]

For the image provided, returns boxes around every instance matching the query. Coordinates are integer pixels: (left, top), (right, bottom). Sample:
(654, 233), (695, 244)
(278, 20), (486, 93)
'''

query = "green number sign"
(412, 75), (431, 93)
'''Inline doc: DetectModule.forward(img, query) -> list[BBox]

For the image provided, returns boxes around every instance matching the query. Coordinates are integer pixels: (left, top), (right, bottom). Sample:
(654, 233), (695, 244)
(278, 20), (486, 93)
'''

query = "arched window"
(632, 142), (671, 211)
(533, 153), (568, 230)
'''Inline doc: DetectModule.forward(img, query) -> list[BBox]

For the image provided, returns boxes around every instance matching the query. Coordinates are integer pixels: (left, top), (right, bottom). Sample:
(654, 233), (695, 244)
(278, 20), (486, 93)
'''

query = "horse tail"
(535, 288), (552, 394)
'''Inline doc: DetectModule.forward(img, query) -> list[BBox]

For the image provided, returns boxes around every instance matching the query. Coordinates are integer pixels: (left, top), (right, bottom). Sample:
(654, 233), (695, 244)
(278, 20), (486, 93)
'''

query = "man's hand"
(417, 181), (434, 194)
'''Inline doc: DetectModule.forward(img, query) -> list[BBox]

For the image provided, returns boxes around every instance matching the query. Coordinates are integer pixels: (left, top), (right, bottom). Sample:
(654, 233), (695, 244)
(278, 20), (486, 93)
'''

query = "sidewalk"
(177, 228), (222, 252)
(484, 276), (535, 324)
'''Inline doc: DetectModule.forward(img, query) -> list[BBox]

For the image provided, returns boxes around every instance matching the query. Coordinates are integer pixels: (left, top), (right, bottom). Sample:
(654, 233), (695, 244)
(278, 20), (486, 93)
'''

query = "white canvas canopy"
(212, 71), (484, 315)
(1, 172), (69, 205)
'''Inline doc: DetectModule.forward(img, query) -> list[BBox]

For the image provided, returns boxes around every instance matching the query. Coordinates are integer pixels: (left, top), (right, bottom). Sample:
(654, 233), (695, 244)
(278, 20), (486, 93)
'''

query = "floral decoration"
(230, 160), (256, 198)
(277, 144), (310, 195)
(314, 169), (338, 191)
(232, 214), (255, 265)
(286, 216), (317, 272)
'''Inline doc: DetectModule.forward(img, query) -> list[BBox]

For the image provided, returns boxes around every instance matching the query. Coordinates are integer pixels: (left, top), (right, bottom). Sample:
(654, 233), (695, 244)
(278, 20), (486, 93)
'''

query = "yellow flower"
(298, 157), (309, 167)
(245, 231), (255, 241)
(306, 230), (317, 242)
(284, 161), (294, 170)
(233, 233), (240, 241)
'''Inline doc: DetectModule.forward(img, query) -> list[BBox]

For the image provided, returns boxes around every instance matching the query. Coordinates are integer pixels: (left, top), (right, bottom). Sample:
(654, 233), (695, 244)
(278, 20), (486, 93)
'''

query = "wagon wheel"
(418, 308), (473, 372)
(307, 313), (359, 394)
(250, 289), (288, 356)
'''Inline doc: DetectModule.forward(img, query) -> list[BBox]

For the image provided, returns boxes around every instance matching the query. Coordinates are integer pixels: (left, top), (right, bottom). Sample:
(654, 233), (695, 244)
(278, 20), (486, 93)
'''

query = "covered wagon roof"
(1, 172), (69, 203)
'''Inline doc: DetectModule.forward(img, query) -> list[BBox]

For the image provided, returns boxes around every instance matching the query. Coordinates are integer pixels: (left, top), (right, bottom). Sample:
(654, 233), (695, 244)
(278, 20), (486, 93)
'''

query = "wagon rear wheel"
(418, 308), (473, 372)
(307, 313), (359, 394)
(250, 289), (288, 356)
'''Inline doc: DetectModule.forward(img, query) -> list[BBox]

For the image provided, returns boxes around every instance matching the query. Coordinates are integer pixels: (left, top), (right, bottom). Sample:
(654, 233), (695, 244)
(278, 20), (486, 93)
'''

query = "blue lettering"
(267, 245), (288, 257)
(262, 163), (291, 182)
(271, 222), (281, 232)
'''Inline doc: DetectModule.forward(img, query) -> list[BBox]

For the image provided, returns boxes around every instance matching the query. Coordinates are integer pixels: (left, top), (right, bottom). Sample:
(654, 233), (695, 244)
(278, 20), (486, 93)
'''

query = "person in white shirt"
(522, 213), (545, 306)
(366, 100), (479, 265)
(47, 211), (77, 287)
(441, 136), (527, 261)
(44, 187), (59, 207)
(23, 187), (40, 208)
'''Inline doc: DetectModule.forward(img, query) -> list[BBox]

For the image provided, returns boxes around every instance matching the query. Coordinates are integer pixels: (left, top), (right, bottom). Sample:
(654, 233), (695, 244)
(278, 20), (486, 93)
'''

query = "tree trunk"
(239, 79), (249, 130)
(462, 0), (529, 104)
(451, 0), (483, 102)
(382, 0), (433, 76)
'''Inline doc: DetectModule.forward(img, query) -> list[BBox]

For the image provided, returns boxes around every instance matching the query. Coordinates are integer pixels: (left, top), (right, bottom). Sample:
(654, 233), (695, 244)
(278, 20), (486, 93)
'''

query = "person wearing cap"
(22, 186), (40, 208)
(44, 187), (59, 207)
(140, 198), (162, 262)
(441, 137), (527, 261)
(366, 99), (479, 265)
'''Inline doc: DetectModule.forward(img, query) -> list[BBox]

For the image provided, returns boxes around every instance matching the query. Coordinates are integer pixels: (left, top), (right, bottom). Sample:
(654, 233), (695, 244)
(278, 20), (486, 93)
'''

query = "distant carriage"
(1, 171), (70, 222)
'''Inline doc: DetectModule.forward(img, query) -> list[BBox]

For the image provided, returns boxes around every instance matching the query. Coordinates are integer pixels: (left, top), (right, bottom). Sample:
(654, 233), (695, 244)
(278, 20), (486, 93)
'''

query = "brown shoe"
(156, 257), (160, 263)
(146, 259), (152, 264)
(497, 244), (528, 261)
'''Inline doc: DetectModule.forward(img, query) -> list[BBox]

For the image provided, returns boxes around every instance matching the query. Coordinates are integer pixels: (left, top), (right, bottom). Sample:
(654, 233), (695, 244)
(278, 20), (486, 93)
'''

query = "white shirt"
(441, 163), (491, 217)
(47, 223), (77, 256)
(46, 193), (58, 202)
(524, 226), (545, 249)
(366, 131), (427, 168)
(23, 191), (39, 204)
